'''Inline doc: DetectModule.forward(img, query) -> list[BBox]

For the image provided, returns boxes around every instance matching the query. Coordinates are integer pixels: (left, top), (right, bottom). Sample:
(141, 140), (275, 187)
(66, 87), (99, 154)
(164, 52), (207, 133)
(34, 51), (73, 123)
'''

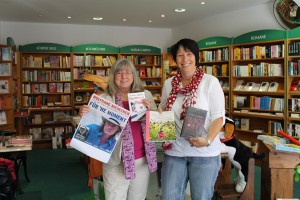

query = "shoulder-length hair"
(171, 38), (200, 67)
(105, 58), (144, 96)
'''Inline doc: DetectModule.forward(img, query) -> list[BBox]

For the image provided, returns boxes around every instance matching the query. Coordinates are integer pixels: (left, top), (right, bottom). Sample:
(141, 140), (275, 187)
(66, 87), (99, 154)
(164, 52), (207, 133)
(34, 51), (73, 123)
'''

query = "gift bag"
(92, 176), (105, 200)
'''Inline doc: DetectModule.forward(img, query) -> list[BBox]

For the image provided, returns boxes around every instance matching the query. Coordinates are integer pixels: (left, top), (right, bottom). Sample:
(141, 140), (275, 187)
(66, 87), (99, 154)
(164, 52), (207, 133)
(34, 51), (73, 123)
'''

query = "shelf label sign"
(71, 44), (118, 53)
(197, 37), (232, 48)
(19, 43), (70, 53)
(233, 30), (287, 44)
(120, 45), (161, 54)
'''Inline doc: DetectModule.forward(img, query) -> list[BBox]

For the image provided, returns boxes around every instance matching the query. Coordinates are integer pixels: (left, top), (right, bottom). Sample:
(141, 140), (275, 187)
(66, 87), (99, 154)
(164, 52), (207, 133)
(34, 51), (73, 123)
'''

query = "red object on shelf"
(278, 130), (300, 146)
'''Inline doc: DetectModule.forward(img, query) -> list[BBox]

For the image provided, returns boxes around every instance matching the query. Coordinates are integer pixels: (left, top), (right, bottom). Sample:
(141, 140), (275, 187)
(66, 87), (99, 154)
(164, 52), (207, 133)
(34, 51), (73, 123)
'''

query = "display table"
(257, 141), (300, 200)
(0, 136), (32, 194)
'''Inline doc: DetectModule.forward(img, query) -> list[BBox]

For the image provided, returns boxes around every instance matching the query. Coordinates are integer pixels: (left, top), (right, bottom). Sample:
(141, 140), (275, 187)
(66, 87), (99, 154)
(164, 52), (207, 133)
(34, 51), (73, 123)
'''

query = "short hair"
(105, 58), (144, 96)
(171, 38), (200, 67)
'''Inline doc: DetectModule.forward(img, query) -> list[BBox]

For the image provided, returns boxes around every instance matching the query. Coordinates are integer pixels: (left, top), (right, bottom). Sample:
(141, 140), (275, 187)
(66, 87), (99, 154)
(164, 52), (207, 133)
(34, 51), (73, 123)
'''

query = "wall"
(0, 21), (172, 52)
(171, 2), (285, 43)
(0, 2), (292, 51)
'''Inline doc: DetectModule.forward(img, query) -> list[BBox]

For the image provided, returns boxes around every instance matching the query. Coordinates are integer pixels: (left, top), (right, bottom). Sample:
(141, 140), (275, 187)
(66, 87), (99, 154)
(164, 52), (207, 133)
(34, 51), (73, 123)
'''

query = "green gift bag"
(92, 176), (105, 200)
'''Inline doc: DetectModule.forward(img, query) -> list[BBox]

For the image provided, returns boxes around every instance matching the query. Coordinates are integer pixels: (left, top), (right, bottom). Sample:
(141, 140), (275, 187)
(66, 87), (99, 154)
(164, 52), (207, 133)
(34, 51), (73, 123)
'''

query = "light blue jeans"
(161, 154), (221, 200)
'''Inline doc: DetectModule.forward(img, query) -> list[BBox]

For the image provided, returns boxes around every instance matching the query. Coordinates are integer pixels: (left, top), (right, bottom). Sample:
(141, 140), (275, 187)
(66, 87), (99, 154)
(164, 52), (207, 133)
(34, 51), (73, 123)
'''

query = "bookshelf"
(71, 44), (119, 114)
(119, 45), (162, 103)
(286, 27), (300, 139)
(19, 43), (73, 148)
(162, 47), (177, 80)
(198, 36), (232, 115)
(230, 29), (287, 142)
(0, 44), (14, 133)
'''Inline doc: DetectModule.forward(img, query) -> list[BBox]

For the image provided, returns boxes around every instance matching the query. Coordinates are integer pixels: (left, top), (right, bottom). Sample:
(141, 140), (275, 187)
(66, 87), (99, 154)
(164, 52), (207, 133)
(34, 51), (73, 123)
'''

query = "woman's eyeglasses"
(115, 71), (133, 78)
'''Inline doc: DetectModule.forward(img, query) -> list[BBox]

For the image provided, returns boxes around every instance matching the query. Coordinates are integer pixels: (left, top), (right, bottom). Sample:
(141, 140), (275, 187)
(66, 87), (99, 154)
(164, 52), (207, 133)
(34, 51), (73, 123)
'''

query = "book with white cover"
(252, 83), (261, 91)
(244, 82), (255, 91)
(128, 92), (147, 121)
(267, 82), (279, 92)
(233, 80), (244, 91)
(258, 82), (270, 92)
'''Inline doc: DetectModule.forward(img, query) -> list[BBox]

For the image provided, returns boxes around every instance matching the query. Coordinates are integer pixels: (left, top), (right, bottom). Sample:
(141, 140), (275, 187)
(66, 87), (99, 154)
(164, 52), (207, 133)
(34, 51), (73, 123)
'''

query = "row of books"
(22, 70), (71, 82)
(30, 126), (72, 140)
(232, 44), (284, 60)
(22, 55), (70, 68)
(22, 82), (71, 94)
(234, 80), (279, 92)
(73, 68), (110, 80)
(22, 94), (71, 107)
(0, 63), (11, 76)
(288, 98), (300, 112)
(288, 123), (300, 138)
(288, 41), (300, 56)
(120, 55), (161, 66)
(203, 64), (229, 77)
(1, 48), (12, 61)
(233, 63), (283, 77)
(73, 55), (116, 67)
(200, 48), (229, 62)
(139, 67), (161, 78)
(287, 60), (300, 75)
(233, 95), (284, 111)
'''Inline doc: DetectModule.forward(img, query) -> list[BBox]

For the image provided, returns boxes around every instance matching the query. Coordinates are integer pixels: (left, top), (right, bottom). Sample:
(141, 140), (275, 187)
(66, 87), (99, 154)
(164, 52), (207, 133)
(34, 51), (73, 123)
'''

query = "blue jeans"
(161, 154), (221, 200)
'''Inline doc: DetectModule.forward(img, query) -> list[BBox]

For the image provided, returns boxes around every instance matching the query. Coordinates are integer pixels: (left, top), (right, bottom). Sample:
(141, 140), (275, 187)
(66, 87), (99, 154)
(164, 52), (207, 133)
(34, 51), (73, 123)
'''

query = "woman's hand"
(188, 137), (209, 147)
(79, 105), (90, 117)
(158, 108), (164, 114)
(141, 99), (151, 111)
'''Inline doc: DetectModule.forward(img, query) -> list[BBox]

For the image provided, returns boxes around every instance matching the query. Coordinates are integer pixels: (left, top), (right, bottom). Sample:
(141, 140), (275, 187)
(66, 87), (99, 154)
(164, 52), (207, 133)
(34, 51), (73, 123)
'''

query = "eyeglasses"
(115, 71), (133, 78)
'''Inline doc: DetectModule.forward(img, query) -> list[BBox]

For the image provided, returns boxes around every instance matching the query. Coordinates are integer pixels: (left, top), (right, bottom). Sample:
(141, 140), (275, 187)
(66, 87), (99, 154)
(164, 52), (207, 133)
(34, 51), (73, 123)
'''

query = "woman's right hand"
(158, 108), (164, 114)
(79, 105), (90, 117)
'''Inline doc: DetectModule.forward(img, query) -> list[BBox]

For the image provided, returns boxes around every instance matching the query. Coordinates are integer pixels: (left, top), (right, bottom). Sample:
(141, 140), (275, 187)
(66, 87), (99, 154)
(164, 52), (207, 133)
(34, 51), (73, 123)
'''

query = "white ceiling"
(0, 0), (273, 28)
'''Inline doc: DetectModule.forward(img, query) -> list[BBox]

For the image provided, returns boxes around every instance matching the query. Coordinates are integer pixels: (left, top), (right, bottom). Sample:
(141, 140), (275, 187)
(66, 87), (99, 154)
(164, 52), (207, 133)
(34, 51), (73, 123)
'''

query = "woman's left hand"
(188, 137), (208, 147)
(141, 99), (151, 111)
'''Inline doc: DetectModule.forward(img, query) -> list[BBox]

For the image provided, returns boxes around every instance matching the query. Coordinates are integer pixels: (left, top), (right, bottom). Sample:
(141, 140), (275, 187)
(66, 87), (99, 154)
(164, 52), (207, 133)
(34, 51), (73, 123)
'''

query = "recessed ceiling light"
(161, 14), (165, 18)
(123, 18), (127, 22)
(201, 2), (205, 5)
(37, 14), (43, 17)
(175, 8), (186, 13)
(93, 17), (103, 21)
(67, 16), (72, 19)
(148, 20), (152, 23)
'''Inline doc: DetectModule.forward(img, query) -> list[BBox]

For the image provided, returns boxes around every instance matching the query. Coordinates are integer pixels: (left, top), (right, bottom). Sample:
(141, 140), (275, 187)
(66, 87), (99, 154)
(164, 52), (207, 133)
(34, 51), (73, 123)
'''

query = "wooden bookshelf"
(286, 27), (300, 139)
(0, 44), (14, 133)
(71, 44), (119, 114)
(198, 36), (232, 116)
(19, 43), (73, 148)
(119, 45), (162, 103)
(230, 29), (287, 142)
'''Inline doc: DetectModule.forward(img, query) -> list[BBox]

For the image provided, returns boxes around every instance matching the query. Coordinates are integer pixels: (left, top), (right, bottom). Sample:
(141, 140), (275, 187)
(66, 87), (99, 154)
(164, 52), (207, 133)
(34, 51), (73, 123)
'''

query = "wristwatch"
(206, 138), (211, 146)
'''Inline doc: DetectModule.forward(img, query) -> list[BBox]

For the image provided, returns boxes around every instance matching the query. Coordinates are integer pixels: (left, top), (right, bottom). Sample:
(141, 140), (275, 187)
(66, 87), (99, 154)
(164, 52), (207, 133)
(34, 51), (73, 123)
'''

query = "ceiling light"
(161, 14), (165, 18)
(93, 17), (103, 21)
(67, 16), (72, 19)
(201, 2), (205, 5)
(175, 8), (186, 13)
(37, 14), (43, 17)
(148, 20), (152, 23)
(123, 18), (127, 22)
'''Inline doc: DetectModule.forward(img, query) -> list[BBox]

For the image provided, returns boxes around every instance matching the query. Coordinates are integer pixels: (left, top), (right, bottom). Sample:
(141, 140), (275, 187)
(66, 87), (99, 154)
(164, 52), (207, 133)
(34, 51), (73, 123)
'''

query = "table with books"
(0, 135), (32, 194)
(257, 139), (300, 200)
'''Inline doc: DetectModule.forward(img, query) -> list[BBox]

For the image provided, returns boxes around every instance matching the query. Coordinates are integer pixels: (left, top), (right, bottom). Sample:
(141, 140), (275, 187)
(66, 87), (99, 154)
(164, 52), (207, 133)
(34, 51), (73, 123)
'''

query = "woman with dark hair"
(159, 38), (225, 199)
(80, 58), (157, 200)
